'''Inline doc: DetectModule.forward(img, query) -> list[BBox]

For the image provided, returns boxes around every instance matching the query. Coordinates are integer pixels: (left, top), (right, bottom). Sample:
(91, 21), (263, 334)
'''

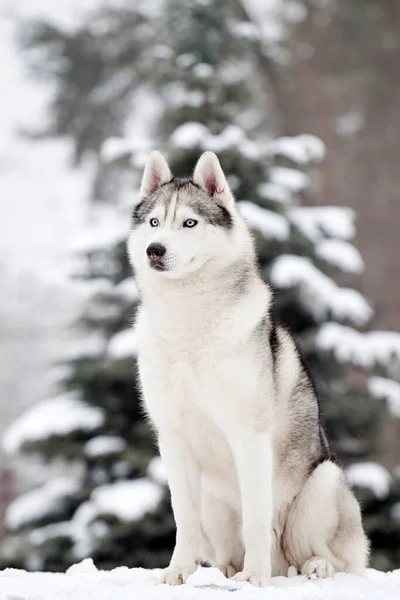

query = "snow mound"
(5, 477), (81, 531)
(2, 392), (105, 454)
(290, 206), (356, 241)
(316, 323), (400, 369)
(239, 201), (289, 240)
(108, 328), (138, 358)
(347, 462), (391, 500)
(270, 255), (372, 325)
(0, 563), (399, 600)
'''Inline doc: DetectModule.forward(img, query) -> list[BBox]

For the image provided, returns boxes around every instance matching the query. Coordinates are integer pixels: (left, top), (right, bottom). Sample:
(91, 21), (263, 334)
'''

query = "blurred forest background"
(1, 0), (400, 574)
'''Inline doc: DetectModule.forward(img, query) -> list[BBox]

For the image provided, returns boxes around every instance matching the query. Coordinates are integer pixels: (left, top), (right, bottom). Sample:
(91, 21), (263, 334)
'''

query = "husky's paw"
(301, 556), (335, 579)
(233, 569), (270, 587)
(217, 564), (237, 578)
(159, 563), (197, 585)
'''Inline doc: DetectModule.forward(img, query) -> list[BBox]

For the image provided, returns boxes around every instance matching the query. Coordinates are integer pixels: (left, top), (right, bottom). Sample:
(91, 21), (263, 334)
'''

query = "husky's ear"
(193, 151), (232, 203)
(140, 151), (172, 198)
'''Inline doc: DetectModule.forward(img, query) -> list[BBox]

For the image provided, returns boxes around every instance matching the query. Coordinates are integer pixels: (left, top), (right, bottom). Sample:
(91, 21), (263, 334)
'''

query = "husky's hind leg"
(201, 492), (244, 577)
(283, 460), (369, 578)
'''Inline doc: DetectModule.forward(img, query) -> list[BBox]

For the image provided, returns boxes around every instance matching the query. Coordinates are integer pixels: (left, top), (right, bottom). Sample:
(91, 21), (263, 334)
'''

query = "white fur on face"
(128, 198), (239, 280)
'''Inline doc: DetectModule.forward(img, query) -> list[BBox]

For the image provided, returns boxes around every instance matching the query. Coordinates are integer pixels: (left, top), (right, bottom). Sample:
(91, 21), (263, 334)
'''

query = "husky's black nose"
(146, 243), (166, 261)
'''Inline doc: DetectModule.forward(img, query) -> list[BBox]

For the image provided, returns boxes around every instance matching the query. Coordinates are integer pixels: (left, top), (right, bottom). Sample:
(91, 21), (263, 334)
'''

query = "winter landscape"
(0, 0), (400, 598)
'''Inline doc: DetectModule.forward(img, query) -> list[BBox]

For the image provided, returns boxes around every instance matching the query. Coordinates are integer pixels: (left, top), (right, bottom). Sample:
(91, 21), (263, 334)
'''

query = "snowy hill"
(0, 560), (399, 600)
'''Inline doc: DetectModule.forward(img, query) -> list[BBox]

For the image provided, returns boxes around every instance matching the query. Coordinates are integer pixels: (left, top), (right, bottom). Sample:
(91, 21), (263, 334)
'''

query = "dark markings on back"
(268, 315), (335, 473)
(295, 349), (336, 471)
(269, 319), (280, 367)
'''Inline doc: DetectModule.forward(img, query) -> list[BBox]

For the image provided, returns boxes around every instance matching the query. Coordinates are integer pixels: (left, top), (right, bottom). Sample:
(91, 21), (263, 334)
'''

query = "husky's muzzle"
(146, 243), (167, 270)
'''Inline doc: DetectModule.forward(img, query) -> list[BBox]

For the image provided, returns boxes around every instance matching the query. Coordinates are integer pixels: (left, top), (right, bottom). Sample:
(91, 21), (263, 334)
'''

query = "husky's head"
(128, 151), (252, 281)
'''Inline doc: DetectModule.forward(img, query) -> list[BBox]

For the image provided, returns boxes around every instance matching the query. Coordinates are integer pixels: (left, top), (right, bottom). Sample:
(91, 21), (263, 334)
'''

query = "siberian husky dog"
(127, 151), (369, 587)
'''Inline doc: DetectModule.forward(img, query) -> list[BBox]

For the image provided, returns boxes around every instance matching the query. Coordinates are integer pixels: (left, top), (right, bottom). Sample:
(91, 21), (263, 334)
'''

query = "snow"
(335, 109), (365, 137)
(26, 478), (164, 559)
(169, 123), (261, 159)
(270, 256), (372, 324)
(5, 477), (81, 531)
(115, 278), (140, 303)
(72, 206), (130, 253)
(84, 436), (126, 458)
(0, 562), (399, 600)
(107, 328), (138, 358)
(266, 134), (326, 164)
(2, 392), (105, 454)
(147, 456), (167, 485)
(193, 63), (215, 79)
(61, 334), (106, 361)
(239, 201), (289, 241)
(169, 122), (209, 149)
(346, 462), (391, 500)
(257, 182), (292, 204)
(368, 377), (400, 418)
(82, 479), (163, 523)
(316, 239), (364, 273)
(269, 167), (310, 193)
(231, 21), (260, 41)
(316, 323), (400, 369)
(289, 207), (356, 242)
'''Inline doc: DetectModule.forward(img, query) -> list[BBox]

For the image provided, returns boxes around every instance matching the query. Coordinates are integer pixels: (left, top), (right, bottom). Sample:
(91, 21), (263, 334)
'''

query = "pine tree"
(1, 0), (399, 573)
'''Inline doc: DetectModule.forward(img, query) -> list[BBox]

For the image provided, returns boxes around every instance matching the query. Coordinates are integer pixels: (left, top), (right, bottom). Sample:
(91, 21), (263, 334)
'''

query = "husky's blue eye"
(184, 219), (198, 228)
(150, 218), (159, 227)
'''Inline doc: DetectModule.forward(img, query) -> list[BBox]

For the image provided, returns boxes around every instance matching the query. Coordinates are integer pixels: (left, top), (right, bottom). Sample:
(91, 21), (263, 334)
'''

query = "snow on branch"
(316, 322), (400, 369)
(265, 134), (326, 164)
(84, 436), (127, 458)
(268, 167), (310, 193)
(257, 182), (292, 204)
(239, 201), (289, 240)
(147, 456), (167, 485)
(346, 462), (391, 500)
(170, 122), (262, 159)
(270, 255), (372, 325)
(107, 328), (138, 358)
(5, 477), (82, 531)
(316, 239), (364, 273)
(28, 479), (164, 561)
(3, 392), (105, 455)
(86, 479), (163, 523)
(290, 206), (356, 242)
(170, 122), (324, 168)
(368, 377), (400, 418)
(72, 208), (129, 254)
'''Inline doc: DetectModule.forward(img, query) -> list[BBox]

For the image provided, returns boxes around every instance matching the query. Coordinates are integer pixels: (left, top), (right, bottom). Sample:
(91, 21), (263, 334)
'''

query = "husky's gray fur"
(127, 151), (369, 587)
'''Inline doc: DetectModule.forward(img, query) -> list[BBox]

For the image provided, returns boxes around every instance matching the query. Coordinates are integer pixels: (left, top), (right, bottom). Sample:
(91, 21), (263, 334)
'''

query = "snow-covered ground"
(0, 560), (399, 600)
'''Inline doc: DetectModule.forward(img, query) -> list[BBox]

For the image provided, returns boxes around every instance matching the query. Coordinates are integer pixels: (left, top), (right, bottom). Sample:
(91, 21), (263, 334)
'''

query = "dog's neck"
(139, 259), (261, 319)
(136, 258), (271, 351)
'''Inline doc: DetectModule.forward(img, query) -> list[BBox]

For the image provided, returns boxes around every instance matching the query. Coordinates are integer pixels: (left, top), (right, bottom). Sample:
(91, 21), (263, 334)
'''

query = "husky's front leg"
(233, 432), (273, 587)
(158, 432), (200, 585)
